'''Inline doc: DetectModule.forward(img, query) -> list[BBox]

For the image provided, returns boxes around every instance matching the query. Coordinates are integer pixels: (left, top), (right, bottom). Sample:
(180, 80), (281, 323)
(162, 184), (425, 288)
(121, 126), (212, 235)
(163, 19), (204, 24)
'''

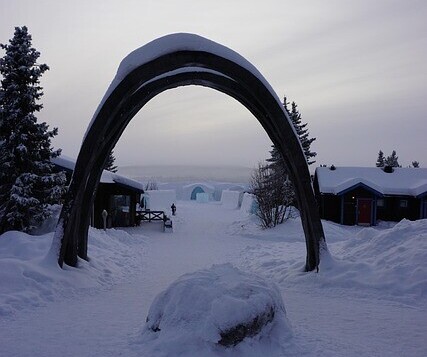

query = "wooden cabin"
(52, 155), (144, 229)
(314, 166), (427, 226)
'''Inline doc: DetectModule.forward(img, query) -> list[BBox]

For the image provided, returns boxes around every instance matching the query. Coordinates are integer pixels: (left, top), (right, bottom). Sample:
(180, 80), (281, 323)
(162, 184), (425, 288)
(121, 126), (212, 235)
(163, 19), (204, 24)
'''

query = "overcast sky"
(1, 0), (426, 169)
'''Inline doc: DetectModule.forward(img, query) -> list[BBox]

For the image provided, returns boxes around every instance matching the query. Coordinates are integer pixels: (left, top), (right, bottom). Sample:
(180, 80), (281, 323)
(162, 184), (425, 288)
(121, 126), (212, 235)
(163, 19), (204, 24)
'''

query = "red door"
(357, 198), (372, 225)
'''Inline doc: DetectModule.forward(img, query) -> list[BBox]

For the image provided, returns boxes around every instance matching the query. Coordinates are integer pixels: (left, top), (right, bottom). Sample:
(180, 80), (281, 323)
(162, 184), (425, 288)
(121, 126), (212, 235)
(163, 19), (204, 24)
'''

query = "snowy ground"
(1, 201), (426, 356)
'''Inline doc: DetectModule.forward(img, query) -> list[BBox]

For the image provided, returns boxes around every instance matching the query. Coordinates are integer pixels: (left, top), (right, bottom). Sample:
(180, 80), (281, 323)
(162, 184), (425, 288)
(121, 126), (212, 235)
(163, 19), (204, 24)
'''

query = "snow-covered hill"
(0, 202), (426, 356)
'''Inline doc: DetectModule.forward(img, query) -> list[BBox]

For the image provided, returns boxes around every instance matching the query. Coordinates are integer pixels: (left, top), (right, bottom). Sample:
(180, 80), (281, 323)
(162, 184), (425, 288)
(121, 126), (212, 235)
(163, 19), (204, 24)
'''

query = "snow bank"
(328, 219), (427, 298)
(0, 228), (147, 317)
(221, 190), (241, 209)
(144, 190), (176, 213)
(140, 264), (292, 355)
(239, 216), (427, 303)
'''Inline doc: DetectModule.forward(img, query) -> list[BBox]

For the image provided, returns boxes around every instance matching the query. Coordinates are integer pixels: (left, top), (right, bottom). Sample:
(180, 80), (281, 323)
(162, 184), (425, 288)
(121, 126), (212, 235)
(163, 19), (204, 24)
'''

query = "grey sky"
(1, 0), (426, 168)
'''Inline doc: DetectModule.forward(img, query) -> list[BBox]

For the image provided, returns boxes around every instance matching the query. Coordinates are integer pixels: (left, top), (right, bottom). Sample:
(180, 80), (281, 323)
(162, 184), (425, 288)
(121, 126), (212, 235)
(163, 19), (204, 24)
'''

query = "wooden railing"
(136, 210), (173, 232)
(136, 210), (165, 222)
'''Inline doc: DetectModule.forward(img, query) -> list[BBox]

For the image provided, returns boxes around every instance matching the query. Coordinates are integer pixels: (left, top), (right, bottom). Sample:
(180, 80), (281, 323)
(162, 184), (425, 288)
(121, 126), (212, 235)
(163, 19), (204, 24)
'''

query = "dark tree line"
(376, 150), (420, 168)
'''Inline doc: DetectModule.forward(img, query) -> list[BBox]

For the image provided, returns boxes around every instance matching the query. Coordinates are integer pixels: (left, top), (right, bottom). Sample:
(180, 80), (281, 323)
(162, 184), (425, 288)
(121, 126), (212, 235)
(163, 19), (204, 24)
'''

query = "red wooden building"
(314, 166), (427, 226)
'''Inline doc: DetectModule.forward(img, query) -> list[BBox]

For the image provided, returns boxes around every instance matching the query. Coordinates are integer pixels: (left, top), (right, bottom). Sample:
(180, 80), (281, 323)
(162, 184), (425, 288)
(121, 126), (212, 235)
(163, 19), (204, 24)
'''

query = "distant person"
(171, 203), (176, 216)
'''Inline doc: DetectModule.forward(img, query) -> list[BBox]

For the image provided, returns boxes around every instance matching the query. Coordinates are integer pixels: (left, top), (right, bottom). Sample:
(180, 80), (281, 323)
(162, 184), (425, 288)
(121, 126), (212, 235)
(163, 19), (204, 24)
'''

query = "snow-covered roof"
(315, 166), (427, 197)
(52, 155), (144, 192)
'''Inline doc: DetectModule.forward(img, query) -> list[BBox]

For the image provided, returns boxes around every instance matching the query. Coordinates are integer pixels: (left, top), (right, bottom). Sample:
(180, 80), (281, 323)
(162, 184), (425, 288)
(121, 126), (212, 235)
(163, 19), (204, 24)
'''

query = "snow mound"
(0, 227), (147, 317)
(332, 219), (427, 297)
(237, 216), (427, 303)
(141, 264), (292, 354)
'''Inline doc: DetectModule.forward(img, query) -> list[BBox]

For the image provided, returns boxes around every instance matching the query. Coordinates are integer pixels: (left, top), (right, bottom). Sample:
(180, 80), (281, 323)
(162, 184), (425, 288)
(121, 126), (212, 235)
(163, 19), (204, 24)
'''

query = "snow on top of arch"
(115, 33), (277, 98)
(84, 33), (289, 141)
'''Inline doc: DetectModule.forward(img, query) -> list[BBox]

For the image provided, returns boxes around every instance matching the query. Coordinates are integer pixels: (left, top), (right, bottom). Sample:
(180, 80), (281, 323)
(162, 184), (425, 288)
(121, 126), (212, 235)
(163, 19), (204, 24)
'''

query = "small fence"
(136, 210), (173, 232)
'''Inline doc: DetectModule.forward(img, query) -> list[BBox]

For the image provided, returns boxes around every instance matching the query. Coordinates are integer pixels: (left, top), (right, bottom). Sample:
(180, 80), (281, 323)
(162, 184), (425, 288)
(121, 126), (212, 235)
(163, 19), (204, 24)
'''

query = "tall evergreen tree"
(385, 150), (400, 168)
(260, 96), (316, 225)
(104, 150), (118, 173)
(267, 96), (317, 173)
(376, 150), (385, 167)
(288, 100), (317, 165)
(0, 26), (66, 233)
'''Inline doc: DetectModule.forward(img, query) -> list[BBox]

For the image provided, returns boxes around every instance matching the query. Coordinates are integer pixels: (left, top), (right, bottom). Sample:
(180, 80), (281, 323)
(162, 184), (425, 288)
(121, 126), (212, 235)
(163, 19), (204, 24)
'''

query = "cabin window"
(377, 199), (384, 207)
(399, 199), (408, 208)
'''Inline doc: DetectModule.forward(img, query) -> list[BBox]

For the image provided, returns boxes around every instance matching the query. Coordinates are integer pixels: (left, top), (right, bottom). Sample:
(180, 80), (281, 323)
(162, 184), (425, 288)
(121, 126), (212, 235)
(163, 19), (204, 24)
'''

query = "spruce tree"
(385, 150), (400, 168)
(261, 96), (316, 225)
(0, 26), (66, 233)
(288, 100), (317, 165)
(104, 150), (118, 172)
(376, 150), (385, 167)
(268, 96), (317, 172)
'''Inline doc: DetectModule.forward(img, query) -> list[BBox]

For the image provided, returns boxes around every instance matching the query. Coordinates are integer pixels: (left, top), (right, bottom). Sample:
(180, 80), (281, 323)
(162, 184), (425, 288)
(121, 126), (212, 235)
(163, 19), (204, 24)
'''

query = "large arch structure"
(52, 34), (326, 271)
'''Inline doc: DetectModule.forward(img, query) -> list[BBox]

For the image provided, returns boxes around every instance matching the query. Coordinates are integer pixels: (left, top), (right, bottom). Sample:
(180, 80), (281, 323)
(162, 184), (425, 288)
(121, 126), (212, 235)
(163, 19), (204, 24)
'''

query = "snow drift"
(0, 228), (147, 317)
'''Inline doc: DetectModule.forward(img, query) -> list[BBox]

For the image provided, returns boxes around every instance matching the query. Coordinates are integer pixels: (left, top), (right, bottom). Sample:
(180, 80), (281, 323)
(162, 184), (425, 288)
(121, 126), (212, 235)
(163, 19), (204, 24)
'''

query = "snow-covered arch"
(52, 33), (325, 271)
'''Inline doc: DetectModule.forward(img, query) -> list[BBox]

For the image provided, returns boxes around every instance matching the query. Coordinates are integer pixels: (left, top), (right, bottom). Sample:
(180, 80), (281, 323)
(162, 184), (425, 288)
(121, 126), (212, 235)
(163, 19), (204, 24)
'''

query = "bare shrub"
(250, 163), (294, 228)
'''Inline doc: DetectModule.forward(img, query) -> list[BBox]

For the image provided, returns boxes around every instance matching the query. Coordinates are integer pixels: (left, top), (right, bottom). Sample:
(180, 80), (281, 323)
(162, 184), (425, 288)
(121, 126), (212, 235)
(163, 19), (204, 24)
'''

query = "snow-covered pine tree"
(104, 150), (118, 172)
(376, 150), (385, 167)
(412, 161), (420, 168)
(0, 26), (66, 234)
(385, 150), (400, 168)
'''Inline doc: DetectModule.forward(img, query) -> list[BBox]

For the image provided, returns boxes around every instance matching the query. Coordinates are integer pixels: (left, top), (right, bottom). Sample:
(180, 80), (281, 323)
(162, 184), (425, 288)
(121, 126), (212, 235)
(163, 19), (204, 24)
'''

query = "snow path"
(1, 202), (426, 356)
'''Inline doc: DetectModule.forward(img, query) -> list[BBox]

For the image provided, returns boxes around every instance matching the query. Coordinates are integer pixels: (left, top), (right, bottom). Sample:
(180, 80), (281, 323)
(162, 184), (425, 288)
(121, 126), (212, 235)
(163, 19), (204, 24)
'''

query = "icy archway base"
(52, 33), (325, 271)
